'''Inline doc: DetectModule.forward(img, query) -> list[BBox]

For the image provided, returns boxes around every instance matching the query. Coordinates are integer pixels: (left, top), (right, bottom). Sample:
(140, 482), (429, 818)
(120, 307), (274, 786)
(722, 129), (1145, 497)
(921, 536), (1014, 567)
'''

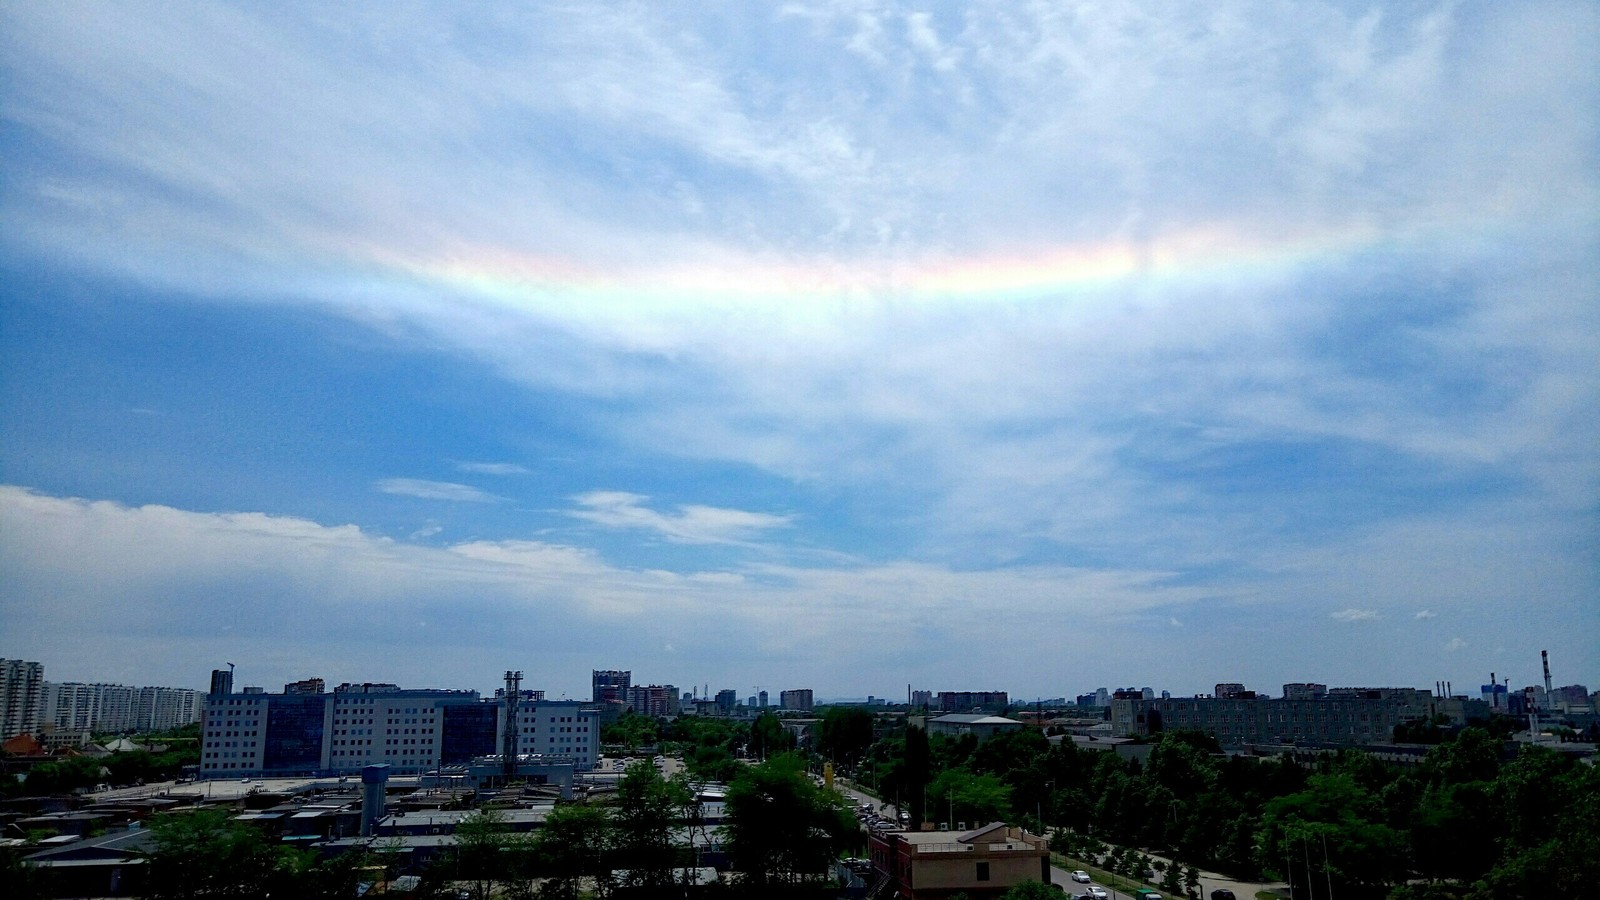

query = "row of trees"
(2, 723), (201, 798)
(842, 718), (1599, 899)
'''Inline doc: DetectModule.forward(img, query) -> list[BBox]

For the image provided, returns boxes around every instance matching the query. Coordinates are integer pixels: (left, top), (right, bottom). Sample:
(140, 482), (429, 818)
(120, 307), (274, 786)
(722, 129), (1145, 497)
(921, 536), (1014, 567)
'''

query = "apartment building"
(1, 659), (45, 740)
(44, 683), (203, 734)
(780, 689), (814, 712)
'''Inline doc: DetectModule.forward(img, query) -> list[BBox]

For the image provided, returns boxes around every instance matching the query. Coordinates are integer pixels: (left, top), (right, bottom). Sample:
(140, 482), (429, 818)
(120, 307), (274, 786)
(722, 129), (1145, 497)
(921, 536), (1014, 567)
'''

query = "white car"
(1072, 871), (1092, 884)
(1087, 887), (1109, 900)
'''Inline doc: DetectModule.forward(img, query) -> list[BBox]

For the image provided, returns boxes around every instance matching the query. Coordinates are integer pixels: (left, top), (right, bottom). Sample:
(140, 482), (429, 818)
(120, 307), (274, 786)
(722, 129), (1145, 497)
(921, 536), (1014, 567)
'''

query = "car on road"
(1072, 871), (1092, 884)
(1133, 891), (1162, 900)
(1211, 891), (1236, 900)
(1086, 887), (1109, 900)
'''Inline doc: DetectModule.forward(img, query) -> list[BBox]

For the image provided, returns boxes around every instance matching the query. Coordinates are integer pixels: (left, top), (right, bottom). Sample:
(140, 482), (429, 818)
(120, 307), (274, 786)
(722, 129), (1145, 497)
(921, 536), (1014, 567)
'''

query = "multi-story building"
(284, 678), (325, 695)
(868, 823), (1050, 900)
(624, 684), (680, 717)
(1214, 683), (1248, 699)
(1112, 687), (1435, 748)
(43, 683), (131, 732)
(1, 659), (45, 740)
(715, 689), (738, 715)
(592, 670), (631, 704)
(912, 690), (934, 708)
(43, 682), (203, 734)
(200, 676), (598, 779)
(937, 691), (1009, 713)
(1282, 683), (1328, 701)
(134, 686), (205, 731)
(780, 689), (814, 712)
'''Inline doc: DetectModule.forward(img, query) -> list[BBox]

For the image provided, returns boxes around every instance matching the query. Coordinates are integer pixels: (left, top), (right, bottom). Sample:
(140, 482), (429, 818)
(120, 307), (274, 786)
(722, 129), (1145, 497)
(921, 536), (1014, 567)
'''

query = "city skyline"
(2, 4), (1597, 696)
(9, 654), (1592, 711)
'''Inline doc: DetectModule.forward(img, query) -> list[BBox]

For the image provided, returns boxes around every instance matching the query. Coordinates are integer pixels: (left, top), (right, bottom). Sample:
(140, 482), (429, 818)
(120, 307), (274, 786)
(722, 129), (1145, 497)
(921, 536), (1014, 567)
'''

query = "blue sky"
(2, 2), (1596, 701)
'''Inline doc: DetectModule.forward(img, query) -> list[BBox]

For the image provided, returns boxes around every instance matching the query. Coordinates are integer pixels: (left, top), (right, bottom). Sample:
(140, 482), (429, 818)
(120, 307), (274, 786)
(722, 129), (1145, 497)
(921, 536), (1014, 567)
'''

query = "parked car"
(1212, 891), (1236, 900)
(1087, 887), (1109, 900)
(1072, 871), (1092, 884)
(1134, 891), (1163, 900)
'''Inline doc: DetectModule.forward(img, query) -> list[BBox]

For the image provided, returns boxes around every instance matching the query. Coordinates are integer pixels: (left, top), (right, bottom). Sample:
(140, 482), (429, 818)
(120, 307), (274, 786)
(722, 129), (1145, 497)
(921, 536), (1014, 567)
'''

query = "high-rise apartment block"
(780, 689), (814, 712)
(1, 659), (45, 740)
(200, 674), (598, 779)
(592, 670), (630, 704)
(41, 682), (200, 733)
(624, 684), (680, 717)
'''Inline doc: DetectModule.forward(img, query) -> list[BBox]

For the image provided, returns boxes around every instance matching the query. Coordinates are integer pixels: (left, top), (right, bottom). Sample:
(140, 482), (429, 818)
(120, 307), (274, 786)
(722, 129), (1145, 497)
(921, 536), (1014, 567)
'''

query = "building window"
(976, 862), (990, 881)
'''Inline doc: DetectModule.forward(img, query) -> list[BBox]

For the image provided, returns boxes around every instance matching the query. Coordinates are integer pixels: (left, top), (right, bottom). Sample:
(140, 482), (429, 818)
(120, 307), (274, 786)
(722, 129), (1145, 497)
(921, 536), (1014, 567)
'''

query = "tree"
(611, 762), (695, 892)
(748, 712), (794, 761)
(722, 753), (858, 887)
(139, 809), (299, 899)
(904, 724), (931, 827)
(533, 803), (614, 900)
(601, 711), (658, 755)
(450, 808), (532, 900)
(1257, 773), (1407, 897)
(816, 707), (874, 766)
(927, 769), (1013, 826)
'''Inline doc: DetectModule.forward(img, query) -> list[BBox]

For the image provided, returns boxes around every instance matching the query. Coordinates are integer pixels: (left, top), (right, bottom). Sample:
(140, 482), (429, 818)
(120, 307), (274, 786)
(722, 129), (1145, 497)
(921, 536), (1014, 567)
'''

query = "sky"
(2, 2), (1596, 702)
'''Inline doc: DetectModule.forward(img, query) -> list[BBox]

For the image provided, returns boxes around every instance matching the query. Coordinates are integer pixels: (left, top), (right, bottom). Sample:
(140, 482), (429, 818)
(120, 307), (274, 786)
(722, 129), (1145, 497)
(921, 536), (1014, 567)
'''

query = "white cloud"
(1331, 608), (1380, 622)
(569, 491), (792, 545)
(1446, 637), (1467, 652)
(376, 479), (499, 503)
(454, 462), (531, 476)
(1414, 609), (1437, 620)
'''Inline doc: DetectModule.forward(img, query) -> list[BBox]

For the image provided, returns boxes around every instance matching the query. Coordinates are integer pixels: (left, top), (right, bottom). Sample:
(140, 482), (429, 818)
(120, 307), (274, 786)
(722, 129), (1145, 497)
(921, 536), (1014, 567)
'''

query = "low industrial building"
(925, 714), (1024, 742)
(867, 822), (1051, 900)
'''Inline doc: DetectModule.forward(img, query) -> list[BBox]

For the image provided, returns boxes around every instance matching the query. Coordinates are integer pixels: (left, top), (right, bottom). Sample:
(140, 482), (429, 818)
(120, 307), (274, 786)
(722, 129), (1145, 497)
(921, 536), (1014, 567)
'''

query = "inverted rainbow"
(362, 217), (1437, 324)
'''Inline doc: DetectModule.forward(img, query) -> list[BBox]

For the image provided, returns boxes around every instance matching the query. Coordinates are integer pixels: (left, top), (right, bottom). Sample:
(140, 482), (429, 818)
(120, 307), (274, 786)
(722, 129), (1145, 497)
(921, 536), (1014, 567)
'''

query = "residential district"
(1, 655), (1596, 899)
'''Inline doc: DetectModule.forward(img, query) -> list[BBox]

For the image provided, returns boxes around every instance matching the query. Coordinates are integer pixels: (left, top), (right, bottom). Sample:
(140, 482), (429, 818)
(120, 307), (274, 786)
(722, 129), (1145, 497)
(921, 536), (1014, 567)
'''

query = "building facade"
(937, 691), (1009, 713)
(868, 823), (1050, 900)
(925, 715), (1025, 743)
(780, 689), (814, 712)
(200, 677), (599, 779)
(1112, 687), (1435, 748)
(1, 659), (45, 740)
(624, 684), (680, 717)
(592, 670), (630, 703)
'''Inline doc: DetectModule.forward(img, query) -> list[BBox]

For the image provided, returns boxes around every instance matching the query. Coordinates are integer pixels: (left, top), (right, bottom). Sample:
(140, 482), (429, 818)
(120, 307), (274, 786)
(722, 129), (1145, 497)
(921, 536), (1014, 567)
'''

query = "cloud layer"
(1, 3), (1596, 695)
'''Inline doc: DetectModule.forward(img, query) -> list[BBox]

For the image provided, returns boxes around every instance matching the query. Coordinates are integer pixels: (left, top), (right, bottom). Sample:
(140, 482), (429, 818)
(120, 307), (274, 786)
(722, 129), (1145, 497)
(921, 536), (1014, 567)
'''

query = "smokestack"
(1543, 650), (1553, 694)
(502, 670), (522, 779)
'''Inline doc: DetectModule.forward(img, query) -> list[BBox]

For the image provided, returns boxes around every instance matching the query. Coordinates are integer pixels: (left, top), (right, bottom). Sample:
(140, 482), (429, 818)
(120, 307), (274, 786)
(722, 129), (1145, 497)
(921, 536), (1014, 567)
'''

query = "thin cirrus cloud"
(1331, 608), (1381, 623)
(454, 462), (532, 476)
(568, 491), (792, 546)
(376, 479), (500, 504)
